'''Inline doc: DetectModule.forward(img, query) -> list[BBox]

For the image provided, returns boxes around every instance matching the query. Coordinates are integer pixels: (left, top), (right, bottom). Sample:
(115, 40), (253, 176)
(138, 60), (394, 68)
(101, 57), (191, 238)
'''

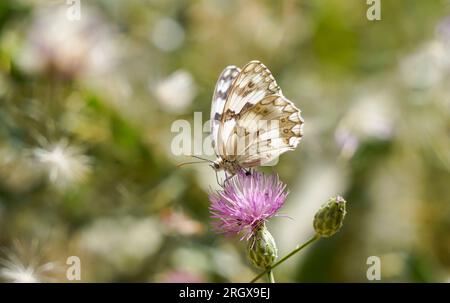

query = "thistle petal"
(209, 171), (288, 239)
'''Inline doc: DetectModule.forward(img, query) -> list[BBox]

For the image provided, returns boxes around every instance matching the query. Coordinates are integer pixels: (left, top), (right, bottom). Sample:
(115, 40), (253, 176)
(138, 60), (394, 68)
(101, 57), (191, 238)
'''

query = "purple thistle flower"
(209, 171), (288, 240)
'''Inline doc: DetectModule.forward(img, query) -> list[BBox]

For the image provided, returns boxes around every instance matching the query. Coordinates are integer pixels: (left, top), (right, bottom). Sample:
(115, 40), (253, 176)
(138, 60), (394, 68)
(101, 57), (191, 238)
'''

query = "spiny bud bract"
(247, 225), (277, 269)
(313, 196), (347, 237)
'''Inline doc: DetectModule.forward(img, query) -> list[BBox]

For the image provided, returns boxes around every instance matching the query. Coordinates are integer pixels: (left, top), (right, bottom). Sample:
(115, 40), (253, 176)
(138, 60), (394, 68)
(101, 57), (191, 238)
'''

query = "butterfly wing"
(218, 61), (303, 166)
(210, 66), (241, 156)
(234, 95), (304, 167)
(217, 61), (281, 157)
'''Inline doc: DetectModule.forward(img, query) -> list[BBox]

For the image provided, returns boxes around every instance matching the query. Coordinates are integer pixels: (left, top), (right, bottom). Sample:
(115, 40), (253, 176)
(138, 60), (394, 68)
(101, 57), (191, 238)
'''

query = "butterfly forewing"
(220, 61), (281, 122)
(210, 66), (240, 155)
(218, 61), (282, 156)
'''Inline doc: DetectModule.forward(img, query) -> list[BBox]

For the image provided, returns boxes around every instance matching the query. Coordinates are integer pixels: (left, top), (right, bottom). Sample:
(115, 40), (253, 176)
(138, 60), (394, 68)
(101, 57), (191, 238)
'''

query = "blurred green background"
(0, 0), (449, 282)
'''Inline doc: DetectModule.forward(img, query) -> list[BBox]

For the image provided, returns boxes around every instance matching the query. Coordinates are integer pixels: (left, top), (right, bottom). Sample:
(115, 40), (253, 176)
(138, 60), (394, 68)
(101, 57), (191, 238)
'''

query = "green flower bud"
(247, 225), (277, 269)
(313, 196), (347, 237)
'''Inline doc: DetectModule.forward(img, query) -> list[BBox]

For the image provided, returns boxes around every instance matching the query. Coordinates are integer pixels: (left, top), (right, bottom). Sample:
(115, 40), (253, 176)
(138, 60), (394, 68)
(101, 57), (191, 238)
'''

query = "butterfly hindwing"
(233, 95), (304, 167)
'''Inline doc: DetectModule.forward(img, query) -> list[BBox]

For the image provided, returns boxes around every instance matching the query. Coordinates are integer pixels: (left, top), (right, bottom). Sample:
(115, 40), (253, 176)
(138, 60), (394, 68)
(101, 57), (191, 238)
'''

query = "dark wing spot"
(223, 110), (238, 121)
(241, 102), (254, 113)
(242, 90), (253, 97)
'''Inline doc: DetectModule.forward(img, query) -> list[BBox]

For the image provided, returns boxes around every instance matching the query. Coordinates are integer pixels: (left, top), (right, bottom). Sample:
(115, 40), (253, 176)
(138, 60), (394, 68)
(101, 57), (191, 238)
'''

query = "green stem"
(267, 269), (275, 283)
(250, 234), (320, 283)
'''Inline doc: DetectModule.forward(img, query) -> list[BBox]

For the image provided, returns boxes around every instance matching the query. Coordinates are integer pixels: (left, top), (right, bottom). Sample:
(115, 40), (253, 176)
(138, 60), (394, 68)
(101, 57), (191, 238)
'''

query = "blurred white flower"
(335, 93), (395, 159)
(0, 240), (58, 283)
(18, 5), (118, 78)
(79, 217), (162, 272)
(398, 16), (450, 90)
(399, 42), (448, 90)
(153, 69), (197, 113)
(151, 17), (185, 52)
(33, 139), (91, 187)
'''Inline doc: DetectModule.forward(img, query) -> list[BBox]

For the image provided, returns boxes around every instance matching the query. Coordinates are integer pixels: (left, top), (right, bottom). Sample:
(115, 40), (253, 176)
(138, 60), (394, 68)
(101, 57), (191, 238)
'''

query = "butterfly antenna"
(176, 161), (207, 168)
(177, 155), (214, 168)
(191, 155), (213, 163)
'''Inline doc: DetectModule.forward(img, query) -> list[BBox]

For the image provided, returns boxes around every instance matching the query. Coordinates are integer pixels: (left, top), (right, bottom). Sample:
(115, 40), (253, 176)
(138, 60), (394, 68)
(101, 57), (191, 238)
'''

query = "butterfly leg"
(222, 172), (235, 187)
(215, 170), (222, 187)
(222, 172), (229, 188)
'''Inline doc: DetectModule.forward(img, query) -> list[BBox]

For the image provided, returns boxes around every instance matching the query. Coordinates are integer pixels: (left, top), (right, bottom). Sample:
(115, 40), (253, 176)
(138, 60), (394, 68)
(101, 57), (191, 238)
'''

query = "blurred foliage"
(0, 0), (449, 282)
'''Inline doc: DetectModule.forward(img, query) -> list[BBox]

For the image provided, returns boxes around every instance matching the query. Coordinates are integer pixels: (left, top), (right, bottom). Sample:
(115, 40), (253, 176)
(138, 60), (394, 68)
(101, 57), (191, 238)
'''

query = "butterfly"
(209, 60), (304, 178)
